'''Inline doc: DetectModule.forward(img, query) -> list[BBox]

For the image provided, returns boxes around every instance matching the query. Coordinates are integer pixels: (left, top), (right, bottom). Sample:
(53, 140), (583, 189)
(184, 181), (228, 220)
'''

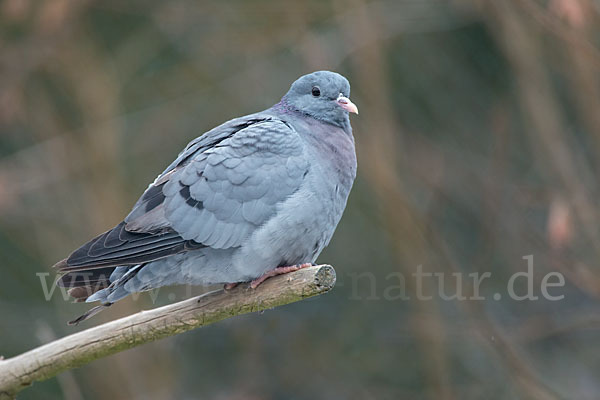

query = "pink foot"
(223, 282), (239, 290)
(250, 263), (313, 289)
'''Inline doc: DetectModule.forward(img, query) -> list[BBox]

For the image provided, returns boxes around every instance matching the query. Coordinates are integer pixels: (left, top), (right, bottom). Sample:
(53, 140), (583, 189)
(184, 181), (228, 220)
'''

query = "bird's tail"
(57, 267), (116, 302)
(57, 265), (145, 325)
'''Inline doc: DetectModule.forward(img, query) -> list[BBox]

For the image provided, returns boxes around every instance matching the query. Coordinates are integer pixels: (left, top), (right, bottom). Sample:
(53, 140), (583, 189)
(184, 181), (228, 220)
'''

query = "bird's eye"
(311, 86), (321, 97)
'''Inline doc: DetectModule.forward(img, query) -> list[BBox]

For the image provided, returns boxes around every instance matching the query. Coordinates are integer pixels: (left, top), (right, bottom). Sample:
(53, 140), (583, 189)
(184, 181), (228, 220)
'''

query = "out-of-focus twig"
(336, 2), (455, 399)
(485, 0), (600, 255)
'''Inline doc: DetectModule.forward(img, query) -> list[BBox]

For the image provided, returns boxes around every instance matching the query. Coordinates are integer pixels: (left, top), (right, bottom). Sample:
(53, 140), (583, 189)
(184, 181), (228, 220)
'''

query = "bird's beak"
(337, 95), (359, 115)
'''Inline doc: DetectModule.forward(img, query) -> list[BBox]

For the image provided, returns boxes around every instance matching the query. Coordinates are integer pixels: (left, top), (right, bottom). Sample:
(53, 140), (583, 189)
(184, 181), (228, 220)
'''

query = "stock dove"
(55, 71), (358, 324)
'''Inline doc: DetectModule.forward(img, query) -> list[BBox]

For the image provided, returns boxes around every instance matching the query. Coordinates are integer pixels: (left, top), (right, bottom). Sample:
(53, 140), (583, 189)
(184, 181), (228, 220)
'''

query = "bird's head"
(282, 71), (358, 130)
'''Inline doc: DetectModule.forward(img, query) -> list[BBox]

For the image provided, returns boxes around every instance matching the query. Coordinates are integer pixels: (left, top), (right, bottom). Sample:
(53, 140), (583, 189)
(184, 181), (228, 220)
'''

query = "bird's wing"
(57, 116), (309, 271)
(134, 116), (309, 248)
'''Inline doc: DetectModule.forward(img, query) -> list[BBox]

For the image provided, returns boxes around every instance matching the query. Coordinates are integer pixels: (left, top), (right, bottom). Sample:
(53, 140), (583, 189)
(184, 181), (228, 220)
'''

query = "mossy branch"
(0, 265), (336, 399)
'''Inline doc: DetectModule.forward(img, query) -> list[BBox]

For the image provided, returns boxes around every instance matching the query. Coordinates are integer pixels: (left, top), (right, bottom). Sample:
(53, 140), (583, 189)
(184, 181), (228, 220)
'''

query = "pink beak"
(337, 94), (359, 115)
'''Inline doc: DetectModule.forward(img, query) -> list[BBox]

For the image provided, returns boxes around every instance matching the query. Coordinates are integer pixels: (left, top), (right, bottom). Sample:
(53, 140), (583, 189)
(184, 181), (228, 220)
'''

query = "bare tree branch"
(0, 265), (336, 400)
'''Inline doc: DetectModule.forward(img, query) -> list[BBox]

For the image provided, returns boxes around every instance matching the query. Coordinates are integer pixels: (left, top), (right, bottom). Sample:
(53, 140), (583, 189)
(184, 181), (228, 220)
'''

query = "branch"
(0, 265), (336, 399)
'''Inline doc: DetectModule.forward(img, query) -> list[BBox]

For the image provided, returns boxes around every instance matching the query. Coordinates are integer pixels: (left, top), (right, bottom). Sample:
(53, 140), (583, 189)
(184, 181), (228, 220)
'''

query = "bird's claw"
(249, 263), (312, 289)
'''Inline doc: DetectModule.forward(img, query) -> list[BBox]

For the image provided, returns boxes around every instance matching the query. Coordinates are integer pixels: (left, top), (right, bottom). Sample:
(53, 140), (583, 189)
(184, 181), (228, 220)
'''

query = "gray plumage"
(55, 71), (358, 324)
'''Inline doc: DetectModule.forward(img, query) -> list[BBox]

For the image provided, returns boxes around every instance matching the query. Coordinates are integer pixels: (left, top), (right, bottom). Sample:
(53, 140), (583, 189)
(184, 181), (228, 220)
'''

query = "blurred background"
(1, 0), (600, 398)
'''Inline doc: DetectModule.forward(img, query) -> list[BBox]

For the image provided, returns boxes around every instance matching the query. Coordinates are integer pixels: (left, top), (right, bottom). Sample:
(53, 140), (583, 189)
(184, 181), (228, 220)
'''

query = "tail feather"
(68, 286), (106, 303)
(57, 267), (116, 288)
(68, 303), (113, 325)
(57, 267), (116, 304)
(65, 264), (146, 325)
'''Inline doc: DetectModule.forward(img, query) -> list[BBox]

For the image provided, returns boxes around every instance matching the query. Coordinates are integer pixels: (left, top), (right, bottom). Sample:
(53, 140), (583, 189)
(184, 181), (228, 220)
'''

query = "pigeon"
(55, 71), (358, 324)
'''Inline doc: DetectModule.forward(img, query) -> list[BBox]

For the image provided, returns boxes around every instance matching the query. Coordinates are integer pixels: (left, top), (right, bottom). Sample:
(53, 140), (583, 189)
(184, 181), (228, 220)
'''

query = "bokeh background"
(2, 0), (600, 399)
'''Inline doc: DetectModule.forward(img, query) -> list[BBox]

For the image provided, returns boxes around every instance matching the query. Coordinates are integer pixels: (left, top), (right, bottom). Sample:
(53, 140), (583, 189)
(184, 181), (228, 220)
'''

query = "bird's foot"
(223, 282), (239, 291)
(250, 263), (313, 289)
